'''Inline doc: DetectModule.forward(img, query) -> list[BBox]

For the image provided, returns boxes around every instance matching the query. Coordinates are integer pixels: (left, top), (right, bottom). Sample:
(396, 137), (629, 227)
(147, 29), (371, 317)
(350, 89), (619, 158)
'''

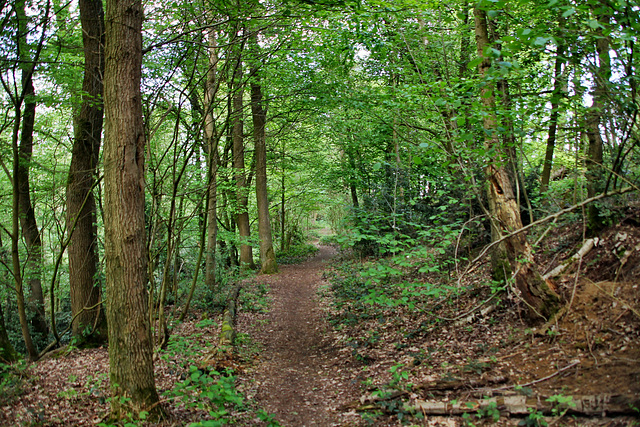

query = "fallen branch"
(409, 393), (640, 417)
(342, 376), (508, 411)
(489, 360), (580, 392)
(543, 238), (597, 280)
(462, 186), (636, 282)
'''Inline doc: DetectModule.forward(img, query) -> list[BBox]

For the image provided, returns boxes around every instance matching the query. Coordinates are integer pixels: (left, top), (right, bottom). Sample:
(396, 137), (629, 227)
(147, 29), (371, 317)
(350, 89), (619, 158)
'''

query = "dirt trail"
(239, 244), (358, 426)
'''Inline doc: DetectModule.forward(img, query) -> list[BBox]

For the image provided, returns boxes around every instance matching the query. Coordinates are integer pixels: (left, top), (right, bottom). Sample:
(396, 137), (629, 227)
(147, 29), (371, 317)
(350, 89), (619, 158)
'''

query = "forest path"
(238, 243), (359, 426)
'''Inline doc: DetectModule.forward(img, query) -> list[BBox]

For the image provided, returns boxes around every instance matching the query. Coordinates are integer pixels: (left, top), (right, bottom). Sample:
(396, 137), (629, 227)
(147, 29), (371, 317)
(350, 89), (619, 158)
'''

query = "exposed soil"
(236, 244), (361, 426)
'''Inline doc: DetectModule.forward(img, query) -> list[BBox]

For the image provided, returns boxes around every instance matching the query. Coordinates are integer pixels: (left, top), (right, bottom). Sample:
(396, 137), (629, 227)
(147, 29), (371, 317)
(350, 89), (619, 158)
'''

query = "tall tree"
(103, 0), (161, 418)
(230, 36), (256, 270)
(204, 23), (220, 290)
(539, 19), (566, 195)
(474, 5), (561, 320)
(251, 61), (278, 274)
(67, 0), (106, 343)
(16, 0), (48, 344)
(585, 10), (611, 233)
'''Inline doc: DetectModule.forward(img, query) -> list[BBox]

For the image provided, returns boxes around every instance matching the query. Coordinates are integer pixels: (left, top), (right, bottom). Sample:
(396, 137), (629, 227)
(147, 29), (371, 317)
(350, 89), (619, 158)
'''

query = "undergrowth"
(276, 242), (319, 264)
(0, 360), (28, 406)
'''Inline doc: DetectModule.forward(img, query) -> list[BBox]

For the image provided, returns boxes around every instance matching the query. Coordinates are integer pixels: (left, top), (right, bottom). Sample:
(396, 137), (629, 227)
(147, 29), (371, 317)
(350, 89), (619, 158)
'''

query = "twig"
(566, 255), (583, 313)
(438, 293), (498, 322)
(490, 361), (580, 391)
(588, 279), (640, 320)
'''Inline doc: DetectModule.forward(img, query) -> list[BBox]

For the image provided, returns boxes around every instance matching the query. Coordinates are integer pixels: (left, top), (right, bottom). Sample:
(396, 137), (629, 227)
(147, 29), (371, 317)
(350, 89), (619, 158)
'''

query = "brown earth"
(236, 244), (361, 426)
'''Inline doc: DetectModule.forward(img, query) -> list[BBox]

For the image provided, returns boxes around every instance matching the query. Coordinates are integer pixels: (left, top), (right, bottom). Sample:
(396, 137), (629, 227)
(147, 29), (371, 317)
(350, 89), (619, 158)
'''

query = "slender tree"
(230, 35), (256, 270)
(585, 10), (611, 233)
(251, 61), (278, 274)
(204, 24), (220, 290)
(539, 20), (566, 195)
(16, 0), (48, 343)
(103, 0), (161, 418)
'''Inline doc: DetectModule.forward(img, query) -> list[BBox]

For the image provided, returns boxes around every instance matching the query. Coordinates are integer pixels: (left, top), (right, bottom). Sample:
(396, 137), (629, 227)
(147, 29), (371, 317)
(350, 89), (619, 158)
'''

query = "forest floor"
(1, 214), (640, 426)
(235, 219), (640, 426)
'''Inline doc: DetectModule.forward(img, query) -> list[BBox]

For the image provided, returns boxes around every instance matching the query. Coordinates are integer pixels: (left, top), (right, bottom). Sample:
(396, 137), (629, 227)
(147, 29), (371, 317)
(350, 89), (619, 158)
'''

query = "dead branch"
(490, 360), (580, 392)
(409, 393), (640, 417)
(543, 238), (597, 280)
(462, 186), (636, 280)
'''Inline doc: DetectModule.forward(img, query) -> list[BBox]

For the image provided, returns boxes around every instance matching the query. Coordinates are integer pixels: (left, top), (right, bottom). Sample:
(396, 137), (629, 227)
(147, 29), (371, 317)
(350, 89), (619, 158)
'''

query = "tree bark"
(474, 7), (561, 320)
(103, 0), (161, 419)
(251, 69), (278, 274)
(540, 25), (565, 195)
(231, 53), (256, 270)
(11, 88), (37, 361)
(16, 0), (48, 344)
(0, 298), (19, 362)
(67, 0), (106, 344)
(0, 236), (19, 362)
(585, 12), (611, 233)
(204, 26), (220, 291)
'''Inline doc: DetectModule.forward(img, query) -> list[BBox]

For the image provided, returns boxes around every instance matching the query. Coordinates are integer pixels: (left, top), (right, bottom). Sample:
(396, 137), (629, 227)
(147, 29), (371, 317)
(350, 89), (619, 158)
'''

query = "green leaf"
(373, 162), (382, 170)
(467, 57), (483, 69)
(533, 36), (548, 46)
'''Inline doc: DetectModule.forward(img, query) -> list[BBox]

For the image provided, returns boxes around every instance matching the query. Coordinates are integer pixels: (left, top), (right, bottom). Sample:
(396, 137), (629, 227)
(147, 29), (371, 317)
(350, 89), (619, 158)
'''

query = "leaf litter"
(1, 213), (639, 426)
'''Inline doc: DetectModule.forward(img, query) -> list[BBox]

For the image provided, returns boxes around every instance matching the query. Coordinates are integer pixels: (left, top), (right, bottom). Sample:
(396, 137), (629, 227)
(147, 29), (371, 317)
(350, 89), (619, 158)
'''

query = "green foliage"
(366, 364), (415, 423)
(276, 242), (319, 264)
(239, 282), (272, 313)
(476, 398), (501, 423)
(169, 365), (243, 415)
(519, 408), (548, 427)
(0, 361), (28, 406)
(546, 393), (576, 417)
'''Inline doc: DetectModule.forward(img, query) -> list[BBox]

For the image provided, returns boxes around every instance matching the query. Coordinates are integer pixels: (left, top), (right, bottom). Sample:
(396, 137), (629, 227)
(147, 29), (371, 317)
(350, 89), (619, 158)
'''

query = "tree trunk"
(474, 7), (561, 320)
(67, 0), (106, 344)
(585, 12), (611, 233)
(231, 55), (256, 270)
(204, 27), (220, 291)
(16, 0), (48, 344)
(11, 94), (37, 361)
(540, 25), (565, 195)
(0, 236), (19, 362)
(103, 0), (161, 419)
(0, 298), (19, 362)
(251, 70), (278, 274)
